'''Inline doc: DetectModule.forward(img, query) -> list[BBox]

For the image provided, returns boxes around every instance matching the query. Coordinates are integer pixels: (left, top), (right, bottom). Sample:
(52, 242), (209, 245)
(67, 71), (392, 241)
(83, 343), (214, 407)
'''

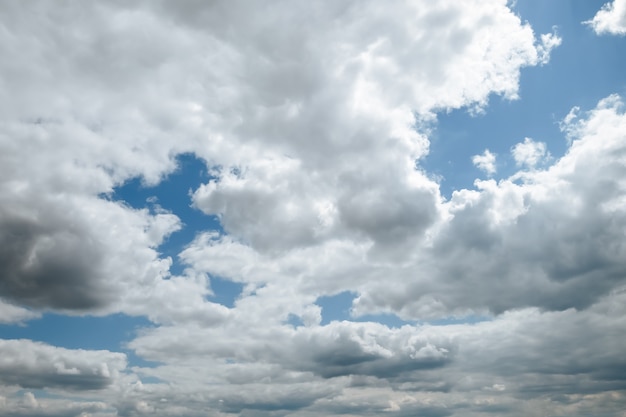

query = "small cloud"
(536, 30), (562, 65)
(585, 0), (626, 36)
(472, 149), (497, 176)
(22, 392), (38, 409)
(511, 137), (550, 168)
(561, 106), (580, 128)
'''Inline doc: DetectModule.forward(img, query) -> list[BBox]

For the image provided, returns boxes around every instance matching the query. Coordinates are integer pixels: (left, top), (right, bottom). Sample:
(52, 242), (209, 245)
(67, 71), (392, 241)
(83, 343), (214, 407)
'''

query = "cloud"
(511, 137), (550, 168)
(471, 149), (497, 175)
(0, 192), (181, 313)
(536, 31), (562, 64)
(0, 301), (39, 325)
(350, 95), (626, 318)
(0, 1), (214, 317)
(587, 0), (626, 35)
(2, 1), (621, 416)
(289, 322), (453, 379)
(123, 320), (454, 414)
(0, 0), (558, 317)
(0, 339), (126, 391)
(185, 0), (555, 259)
(128, 320), (453, 379)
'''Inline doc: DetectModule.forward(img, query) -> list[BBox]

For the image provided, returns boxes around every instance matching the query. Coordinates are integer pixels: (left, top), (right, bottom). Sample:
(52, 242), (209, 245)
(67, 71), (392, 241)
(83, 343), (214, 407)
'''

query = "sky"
(1, 1), (626, 416)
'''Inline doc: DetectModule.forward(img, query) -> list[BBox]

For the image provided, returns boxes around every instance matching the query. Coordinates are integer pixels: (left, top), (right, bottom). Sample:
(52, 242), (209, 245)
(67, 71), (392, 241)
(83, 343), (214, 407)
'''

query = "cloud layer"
(1, 1), (625, 416)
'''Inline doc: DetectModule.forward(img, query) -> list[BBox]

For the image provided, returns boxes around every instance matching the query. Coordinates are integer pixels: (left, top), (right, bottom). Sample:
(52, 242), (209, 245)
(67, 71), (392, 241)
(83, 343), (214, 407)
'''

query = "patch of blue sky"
(286, 314), (305, 327)
(424, 0), (626, 198)
(316, 291), (355, 325)
(353, 313), (414, 328)
(0, 313), (157, 367)
(207, 276), (244, 309)
(111, 153), (222, 276)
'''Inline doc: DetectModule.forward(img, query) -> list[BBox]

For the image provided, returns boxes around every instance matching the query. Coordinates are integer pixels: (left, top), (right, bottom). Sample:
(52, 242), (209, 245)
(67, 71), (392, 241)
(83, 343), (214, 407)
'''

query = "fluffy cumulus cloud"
(588, 0), (626, 35)
(511, 137), (549, 168)
(352, 95), (626, 318)
(471, 149), (497, 175)
(0, 0), (550, 317)
(1, 1), (625, 416)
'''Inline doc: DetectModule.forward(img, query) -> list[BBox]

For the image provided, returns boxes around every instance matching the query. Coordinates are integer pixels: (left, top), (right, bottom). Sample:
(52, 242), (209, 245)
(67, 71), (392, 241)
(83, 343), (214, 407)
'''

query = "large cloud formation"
(1, 1), (625, 416)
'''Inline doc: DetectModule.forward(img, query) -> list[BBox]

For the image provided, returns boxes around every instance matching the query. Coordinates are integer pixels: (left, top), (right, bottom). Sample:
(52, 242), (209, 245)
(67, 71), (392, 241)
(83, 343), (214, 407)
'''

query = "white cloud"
(0, 0), (558, 317)
(0, 339), (126, 390)
(185, 0), (554, 258)
(511, 137), (550, 168)
(181, 95), (626, 324)
(164, 93), (626, 414)
(121, 291), (626, 416)
(472, 149), (497, 175)
(354, 95), (626, 319)
(129, 320), (454, 379)
(0, 301), (39, 325)
(0, 391), (111, 417)
(587, 0), (626, 35)
(536, 31), (562, 64)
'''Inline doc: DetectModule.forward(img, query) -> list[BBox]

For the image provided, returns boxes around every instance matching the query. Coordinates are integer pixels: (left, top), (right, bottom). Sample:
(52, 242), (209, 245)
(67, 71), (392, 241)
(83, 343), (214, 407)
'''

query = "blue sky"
(1, 1), (626, 416)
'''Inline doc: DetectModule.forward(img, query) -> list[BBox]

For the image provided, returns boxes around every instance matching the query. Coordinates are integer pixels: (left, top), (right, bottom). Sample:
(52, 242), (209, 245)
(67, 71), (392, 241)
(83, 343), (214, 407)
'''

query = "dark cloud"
(0, 217), (110, 310)
(310, 347), (449, 379)
(1, 371), (110, 391)
(218, 395), (317, 414)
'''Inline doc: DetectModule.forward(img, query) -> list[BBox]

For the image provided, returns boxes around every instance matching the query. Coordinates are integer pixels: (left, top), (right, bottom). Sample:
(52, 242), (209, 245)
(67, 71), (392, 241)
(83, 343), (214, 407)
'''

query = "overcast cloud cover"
(1, 1), (626, 416)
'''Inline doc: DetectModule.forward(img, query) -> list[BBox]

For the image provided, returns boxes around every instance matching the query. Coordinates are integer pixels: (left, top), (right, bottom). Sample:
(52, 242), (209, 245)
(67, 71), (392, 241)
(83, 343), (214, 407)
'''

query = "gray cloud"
(291, 322), (453, 379)
(0, 191), (180, 313)
(0, 216), (110, 310)
(0, 339), (126, 391)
